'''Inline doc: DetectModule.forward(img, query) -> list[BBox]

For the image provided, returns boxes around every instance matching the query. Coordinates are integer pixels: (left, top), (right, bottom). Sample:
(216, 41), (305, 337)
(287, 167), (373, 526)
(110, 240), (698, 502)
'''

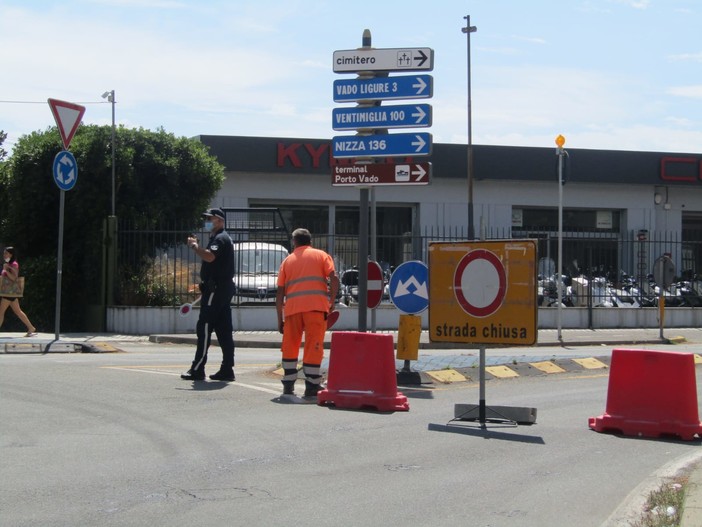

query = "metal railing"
(115, 222), (702, 308)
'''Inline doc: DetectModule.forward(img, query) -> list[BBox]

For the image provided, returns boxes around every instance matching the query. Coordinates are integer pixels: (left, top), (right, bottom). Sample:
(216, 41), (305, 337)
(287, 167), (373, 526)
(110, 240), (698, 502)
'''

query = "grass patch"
(632, 476), (687, 527)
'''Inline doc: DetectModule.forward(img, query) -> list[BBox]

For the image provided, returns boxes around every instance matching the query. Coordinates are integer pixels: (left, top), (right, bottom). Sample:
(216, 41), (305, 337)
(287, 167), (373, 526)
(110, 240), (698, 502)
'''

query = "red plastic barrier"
(317, 331), (409, 412)
(589, 348), (702, 440)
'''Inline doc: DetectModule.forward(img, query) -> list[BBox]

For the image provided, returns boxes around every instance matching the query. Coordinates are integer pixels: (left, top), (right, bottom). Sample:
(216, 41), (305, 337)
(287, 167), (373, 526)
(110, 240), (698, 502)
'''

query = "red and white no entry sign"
(367, 260), (384, 309)
(453, 249), (506, 317)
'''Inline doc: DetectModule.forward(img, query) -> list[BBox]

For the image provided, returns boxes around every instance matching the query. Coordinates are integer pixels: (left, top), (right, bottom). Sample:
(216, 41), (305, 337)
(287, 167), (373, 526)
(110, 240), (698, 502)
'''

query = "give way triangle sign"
(48, 98), (86, 151)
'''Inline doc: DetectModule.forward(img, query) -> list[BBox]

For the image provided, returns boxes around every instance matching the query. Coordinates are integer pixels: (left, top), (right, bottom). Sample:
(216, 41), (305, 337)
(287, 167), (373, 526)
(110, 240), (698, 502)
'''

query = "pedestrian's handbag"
(0, 276), (24, 298)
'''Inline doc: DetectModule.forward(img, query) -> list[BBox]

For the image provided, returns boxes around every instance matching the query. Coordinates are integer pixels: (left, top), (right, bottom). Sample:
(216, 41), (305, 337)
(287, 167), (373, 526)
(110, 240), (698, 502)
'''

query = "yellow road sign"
(429, 240), (537, 345)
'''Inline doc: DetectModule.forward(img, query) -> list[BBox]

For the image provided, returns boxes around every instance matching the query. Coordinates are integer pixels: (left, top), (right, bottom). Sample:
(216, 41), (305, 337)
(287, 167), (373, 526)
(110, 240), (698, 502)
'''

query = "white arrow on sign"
(411, 106), (427, 124)
(394, 276), (429, 299)
(411, 135), (426, 153)
(412, 76), (428, 95)
(58, 152), (76, 184)
(411, 164), (427, 182)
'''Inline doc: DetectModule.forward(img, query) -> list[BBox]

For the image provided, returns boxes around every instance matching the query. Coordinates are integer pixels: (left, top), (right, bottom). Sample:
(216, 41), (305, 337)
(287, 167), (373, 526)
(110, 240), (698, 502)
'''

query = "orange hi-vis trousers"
(281, 311), (326, 365)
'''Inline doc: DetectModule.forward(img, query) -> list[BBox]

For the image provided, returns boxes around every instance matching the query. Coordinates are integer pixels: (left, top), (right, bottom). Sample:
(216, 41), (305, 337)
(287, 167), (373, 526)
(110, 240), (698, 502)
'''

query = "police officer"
(181, 208), (236, 381)
(276, 228), (339, 397)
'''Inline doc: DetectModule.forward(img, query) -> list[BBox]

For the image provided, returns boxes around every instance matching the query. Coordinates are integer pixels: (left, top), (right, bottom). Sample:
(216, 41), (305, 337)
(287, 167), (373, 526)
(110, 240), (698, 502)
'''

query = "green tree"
(2, 125), (225, 331)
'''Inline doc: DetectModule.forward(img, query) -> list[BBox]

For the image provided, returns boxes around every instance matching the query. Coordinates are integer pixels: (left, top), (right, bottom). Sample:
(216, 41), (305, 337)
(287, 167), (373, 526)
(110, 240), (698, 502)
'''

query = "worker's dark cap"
(203, 208), (225, 220)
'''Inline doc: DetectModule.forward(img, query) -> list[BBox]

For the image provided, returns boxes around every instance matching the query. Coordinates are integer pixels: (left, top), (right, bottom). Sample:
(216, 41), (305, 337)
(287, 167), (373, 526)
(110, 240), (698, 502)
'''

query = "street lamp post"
(102, 90), (116, 216)
(462, 16), (477, 240)
(555, 134), (567, 341)
(101, 90), (117, 311)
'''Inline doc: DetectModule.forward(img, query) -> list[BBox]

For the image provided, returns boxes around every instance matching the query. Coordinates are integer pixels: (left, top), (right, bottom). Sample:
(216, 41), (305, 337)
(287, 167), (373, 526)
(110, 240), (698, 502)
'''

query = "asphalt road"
(1, 341), (701, 527)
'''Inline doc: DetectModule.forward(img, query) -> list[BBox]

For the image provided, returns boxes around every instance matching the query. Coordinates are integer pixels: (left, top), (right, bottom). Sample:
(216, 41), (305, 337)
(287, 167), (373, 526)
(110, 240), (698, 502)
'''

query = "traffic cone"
(589, 348), (702, 440)
(317, 331), (409, 412)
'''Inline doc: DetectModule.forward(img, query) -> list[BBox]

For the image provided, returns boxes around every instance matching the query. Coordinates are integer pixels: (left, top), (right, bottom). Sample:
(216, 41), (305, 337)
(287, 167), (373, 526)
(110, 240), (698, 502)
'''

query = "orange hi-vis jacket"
(277, 245), (335, 317)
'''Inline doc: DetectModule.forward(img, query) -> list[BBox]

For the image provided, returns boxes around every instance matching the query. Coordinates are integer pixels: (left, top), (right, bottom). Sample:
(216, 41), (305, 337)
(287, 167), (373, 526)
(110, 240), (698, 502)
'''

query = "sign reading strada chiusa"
(428, 240), (538, 346)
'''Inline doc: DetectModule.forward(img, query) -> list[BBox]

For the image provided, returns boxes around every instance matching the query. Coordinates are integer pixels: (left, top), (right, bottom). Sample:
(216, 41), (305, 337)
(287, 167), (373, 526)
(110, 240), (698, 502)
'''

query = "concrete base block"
(454, 403), (537, 424)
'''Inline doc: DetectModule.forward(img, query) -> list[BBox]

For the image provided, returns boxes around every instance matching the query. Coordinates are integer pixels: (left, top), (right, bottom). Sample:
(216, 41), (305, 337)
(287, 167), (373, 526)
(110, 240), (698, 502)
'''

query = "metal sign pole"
(54, 190), (65, 340)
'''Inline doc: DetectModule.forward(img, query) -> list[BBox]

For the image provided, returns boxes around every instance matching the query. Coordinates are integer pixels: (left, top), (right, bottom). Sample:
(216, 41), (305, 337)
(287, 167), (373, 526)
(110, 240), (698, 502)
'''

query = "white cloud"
(668, 85), (702, 99)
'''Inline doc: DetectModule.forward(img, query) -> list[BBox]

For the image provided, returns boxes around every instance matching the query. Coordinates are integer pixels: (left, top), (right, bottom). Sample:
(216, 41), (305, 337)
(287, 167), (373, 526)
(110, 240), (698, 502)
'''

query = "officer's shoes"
(181, 369), (205, 381)
(209, 369), (235, 382)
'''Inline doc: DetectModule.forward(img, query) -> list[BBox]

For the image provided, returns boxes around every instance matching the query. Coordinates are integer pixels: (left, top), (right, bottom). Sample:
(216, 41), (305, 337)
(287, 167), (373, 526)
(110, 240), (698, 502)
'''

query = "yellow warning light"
(555, 134), (566, 148)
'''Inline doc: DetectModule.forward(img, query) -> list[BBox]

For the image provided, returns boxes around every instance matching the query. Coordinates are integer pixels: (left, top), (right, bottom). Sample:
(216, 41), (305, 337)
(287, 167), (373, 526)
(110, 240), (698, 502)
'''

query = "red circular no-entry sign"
(453, 249), (507, 317)
(367, 260), (384, 309)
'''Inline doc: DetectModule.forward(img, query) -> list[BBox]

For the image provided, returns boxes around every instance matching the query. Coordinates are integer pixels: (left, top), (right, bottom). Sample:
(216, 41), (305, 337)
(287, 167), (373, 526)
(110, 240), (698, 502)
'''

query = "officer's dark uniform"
(188, 223), (236, 379)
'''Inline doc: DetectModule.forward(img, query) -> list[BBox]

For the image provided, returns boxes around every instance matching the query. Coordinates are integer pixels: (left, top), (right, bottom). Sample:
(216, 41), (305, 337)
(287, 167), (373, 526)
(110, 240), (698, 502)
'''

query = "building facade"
(198, 135), (702, 281)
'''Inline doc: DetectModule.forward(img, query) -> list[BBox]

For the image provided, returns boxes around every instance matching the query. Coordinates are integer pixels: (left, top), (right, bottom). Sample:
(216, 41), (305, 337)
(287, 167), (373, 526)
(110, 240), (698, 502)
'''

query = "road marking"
(425, 369), (467, 383)
(529, 361), (566, 374)
(572, 357), (608, 369)
(101, 366), (281, 394)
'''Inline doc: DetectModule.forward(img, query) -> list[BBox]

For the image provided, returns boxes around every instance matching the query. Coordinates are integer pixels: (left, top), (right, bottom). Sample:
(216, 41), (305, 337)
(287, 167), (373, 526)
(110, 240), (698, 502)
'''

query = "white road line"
(103, 366), (280, 394)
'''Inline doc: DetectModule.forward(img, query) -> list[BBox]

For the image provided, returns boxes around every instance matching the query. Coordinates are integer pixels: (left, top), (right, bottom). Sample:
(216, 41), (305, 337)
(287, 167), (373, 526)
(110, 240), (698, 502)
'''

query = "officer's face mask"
(204, 221), (214, 231)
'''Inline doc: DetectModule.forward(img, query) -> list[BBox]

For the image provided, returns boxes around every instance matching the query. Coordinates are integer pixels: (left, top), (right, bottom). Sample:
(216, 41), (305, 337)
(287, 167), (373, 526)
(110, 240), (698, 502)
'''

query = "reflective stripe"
(286, 276), (327, 287)
(286, 289), (329, 299)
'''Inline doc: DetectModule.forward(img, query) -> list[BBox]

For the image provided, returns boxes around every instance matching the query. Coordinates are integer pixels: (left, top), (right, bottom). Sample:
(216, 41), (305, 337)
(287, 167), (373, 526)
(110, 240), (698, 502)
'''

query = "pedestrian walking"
(0, 247), (37, 337)
(276, 228), (339, 397)
(181, 208), (236, 381)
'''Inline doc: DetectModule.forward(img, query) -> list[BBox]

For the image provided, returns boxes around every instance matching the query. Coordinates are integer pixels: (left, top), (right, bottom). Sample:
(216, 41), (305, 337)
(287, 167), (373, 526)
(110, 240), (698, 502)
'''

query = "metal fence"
(115, 222), (702, 308)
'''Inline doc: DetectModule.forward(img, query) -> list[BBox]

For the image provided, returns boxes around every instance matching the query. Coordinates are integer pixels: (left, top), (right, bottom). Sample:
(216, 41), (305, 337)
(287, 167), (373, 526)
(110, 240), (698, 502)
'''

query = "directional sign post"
(333, 47), (434, 73)
(333, 74), (433, 103)
(331, 33), (434, 332)
(332, 132), (432, 158)
(333, 103), (432, 131)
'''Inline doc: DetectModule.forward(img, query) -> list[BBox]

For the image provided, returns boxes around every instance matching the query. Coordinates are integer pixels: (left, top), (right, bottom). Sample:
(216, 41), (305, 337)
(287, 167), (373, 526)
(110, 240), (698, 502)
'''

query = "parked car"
(232, 242), (289, 304)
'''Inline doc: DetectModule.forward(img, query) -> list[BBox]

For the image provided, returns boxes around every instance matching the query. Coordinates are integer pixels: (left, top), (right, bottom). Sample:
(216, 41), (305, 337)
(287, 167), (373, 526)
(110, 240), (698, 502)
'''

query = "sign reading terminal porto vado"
(332, 162), (431, 186)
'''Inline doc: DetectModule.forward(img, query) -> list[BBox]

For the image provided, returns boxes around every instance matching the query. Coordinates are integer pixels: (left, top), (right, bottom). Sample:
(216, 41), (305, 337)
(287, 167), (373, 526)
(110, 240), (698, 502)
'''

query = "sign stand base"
(396, 363), (434, 386)
(449, 346), (537, 426)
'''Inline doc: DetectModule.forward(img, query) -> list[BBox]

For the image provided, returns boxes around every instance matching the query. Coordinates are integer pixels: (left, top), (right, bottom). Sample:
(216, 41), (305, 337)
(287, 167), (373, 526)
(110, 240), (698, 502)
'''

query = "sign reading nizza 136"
(333, 47), (434, 73)
(332, 133), (431, 158)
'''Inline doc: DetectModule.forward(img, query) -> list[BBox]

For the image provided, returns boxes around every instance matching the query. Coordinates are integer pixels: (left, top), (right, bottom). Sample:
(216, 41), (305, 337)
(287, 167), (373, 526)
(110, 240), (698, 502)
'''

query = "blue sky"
(1, 0), (700, 154)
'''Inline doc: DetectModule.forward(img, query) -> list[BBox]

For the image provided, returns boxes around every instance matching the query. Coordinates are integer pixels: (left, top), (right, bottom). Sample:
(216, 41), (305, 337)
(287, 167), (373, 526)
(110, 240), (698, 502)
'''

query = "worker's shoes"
(282, 381), (296, 395)
(304, 385), (322, 398)
(180, 369), (205, 381)
(209, 369), (235, 382)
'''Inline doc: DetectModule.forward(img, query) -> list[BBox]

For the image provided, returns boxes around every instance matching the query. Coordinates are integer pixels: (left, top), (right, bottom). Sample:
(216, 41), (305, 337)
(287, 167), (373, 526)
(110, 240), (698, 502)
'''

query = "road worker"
(276, 228), (339, 397)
